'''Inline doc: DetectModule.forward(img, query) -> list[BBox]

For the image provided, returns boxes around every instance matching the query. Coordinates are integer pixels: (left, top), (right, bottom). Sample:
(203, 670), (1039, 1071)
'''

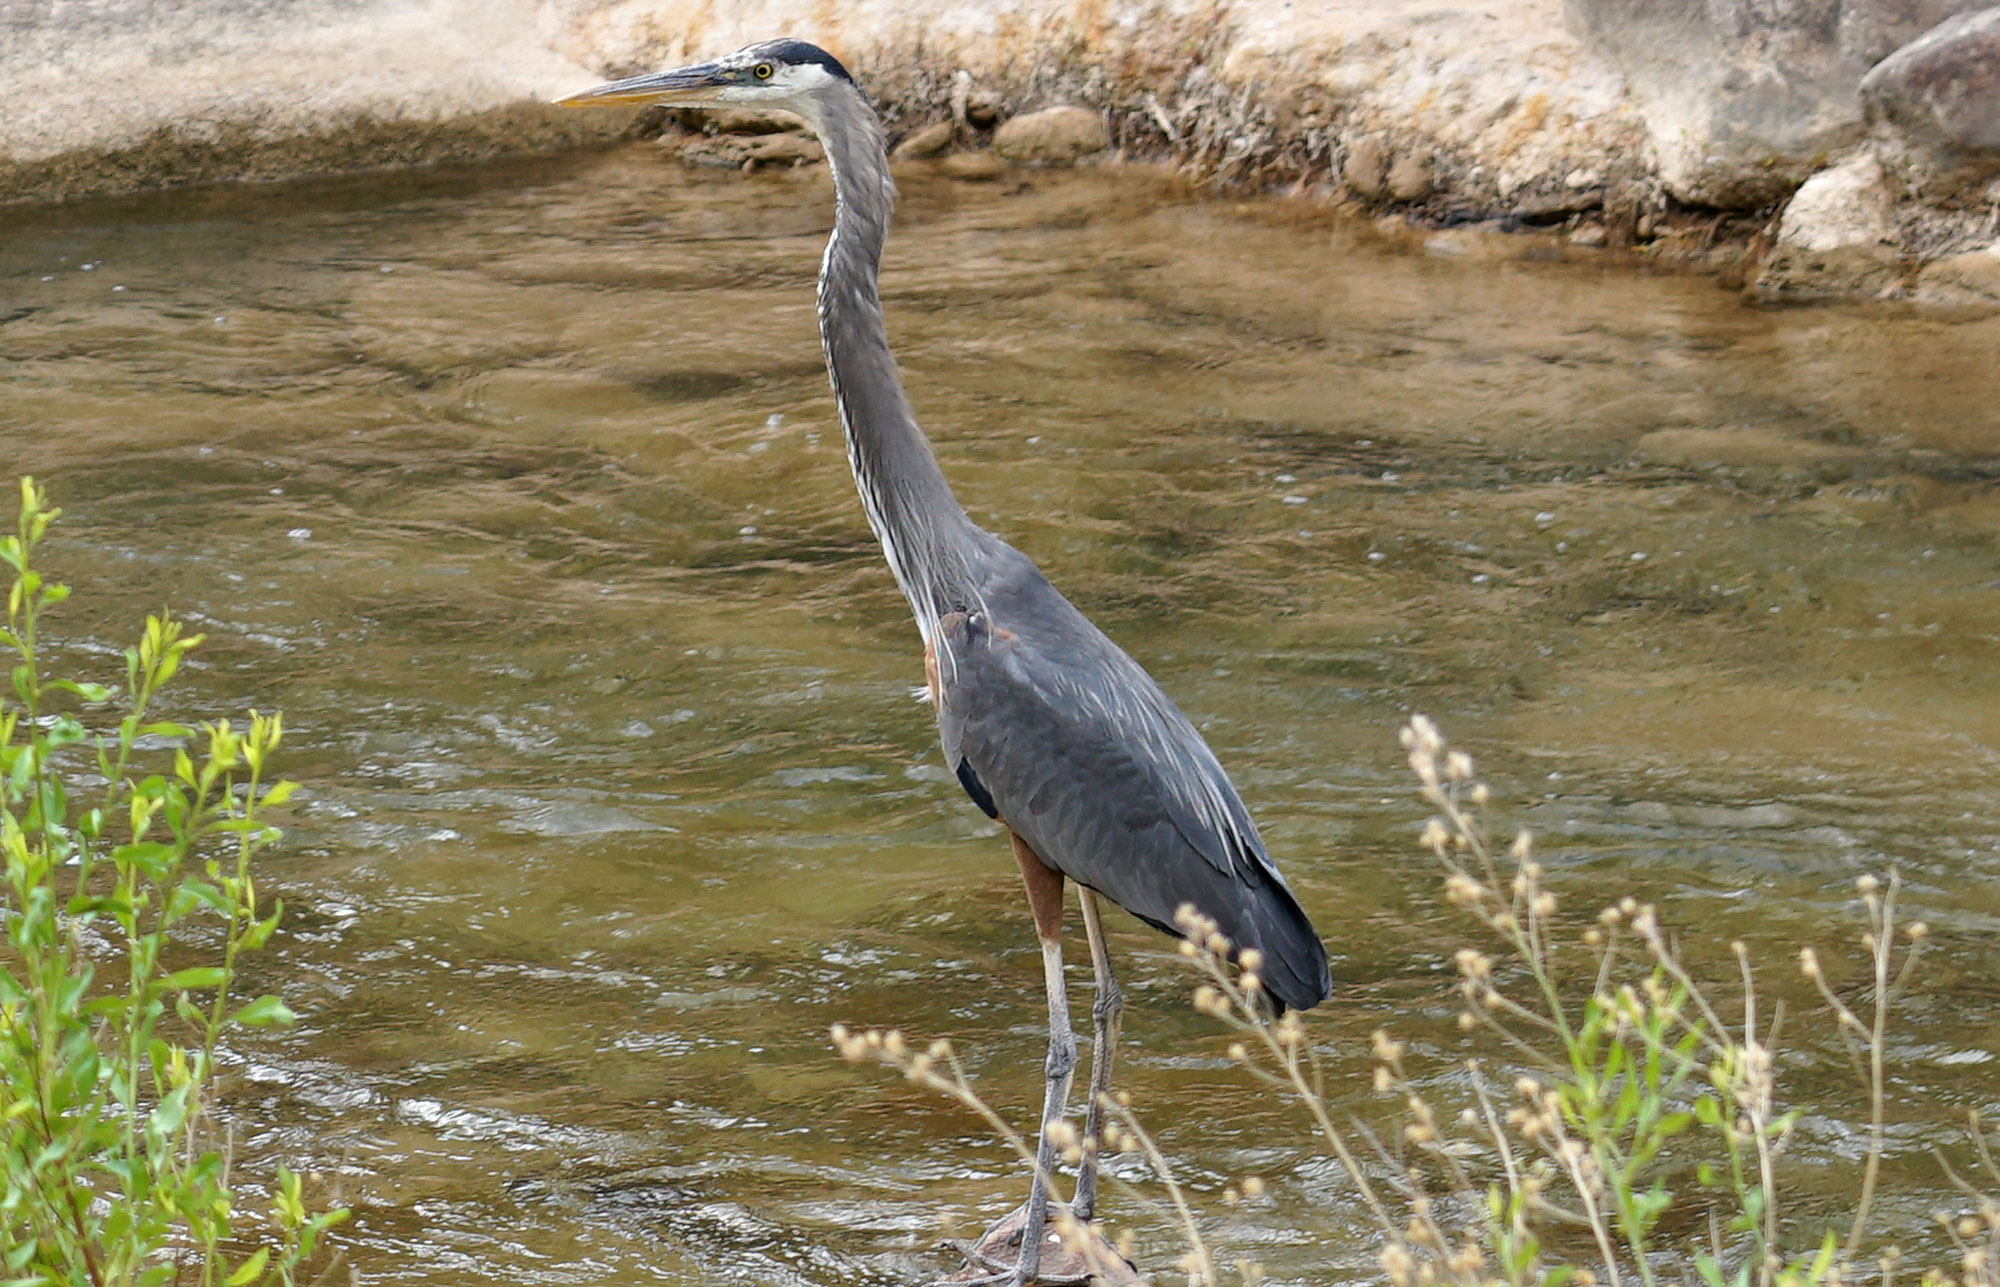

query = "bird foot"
(933, 1200), (1144, 1286)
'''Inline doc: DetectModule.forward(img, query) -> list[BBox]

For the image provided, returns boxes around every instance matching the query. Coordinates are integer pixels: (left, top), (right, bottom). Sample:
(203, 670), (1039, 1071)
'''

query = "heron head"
(557, 39), (854, 128)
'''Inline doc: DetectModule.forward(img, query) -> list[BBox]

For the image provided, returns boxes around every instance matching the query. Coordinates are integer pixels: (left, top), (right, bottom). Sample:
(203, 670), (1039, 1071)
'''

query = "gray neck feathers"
(808, 83), (980, 642)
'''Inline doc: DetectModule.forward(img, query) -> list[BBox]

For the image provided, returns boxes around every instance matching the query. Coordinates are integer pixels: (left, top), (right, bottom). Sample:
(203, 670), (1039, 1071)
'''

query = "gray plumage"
(563, 36), (1328, 1009)
(560, 41), (1330, 1276)
(800, 48), (1330, 1012)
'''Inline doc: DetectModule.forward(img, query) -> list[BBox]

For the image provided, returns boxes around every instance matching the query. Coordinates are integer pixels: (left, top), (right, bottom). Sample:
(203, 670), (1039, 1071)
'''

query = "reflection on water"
(3, 147), (1999, 1283)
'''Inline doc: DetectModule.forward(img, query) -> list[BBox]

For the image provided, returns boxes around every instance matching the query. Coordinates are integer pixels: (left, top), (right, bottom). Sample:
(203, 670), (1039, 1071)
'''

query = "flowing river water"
(3, 146), (2000, 1284)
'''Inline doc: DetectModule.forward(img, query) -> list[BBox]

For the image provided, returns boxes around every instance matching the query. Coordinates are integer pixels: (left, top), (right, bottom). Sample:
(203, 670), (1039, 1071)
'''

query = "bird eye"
(753, 63), (774, 80)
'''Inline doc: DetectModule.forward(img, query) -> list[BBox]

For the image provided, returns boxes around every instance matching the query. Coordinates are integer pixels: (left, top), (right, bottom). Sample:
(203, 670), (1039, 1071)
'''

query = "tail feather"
(1230, 871), (1331, 1015)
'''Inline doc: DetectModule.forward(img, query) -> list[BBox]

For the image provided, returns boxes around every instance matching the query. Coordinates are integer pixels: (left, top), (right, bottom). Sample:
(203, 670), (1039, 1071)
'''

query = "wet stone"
(937, 1202), (1147, 1286)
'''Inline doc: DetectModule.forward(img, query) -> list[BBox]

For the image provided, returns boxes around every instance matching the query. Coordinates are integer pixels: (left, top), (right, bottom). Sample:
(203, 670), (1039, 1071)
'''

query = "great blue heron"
(560, 40), (1331, 1285)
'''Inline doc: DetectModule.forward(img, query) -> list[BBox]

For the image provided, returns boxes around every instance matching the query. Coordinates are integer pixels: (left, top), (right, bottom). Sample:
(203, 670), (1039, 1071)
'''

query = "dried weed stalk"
(831, 714), (1996, 1287)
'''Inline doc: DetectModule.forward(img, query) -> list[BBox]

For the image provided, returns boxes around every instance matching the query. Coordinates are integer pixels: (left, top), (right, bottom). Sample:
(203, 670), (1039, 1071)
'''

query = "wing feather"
(932, 573), (1330, 1012)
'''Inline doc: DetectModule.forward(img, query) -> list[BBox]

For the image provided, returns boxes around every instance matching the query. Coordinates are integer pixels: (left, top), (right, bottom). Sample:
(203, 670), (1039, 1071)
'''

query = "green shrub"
(0, 478), (344, 1287)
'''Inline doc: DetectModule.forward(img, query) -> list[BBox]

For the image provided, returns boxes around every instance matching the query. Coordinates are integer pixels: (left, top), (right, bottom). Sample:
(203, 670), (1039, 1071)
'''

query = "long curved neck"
(805, 84), (979, 640)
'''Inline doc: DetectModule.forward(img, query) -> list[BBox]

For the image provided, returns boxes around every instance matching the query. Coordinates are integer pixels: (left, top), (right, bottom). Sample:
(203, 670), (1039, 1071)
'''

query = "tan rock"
(1912, 243), (2000, 311)
(992, 105), (1109, 164)
(1343, 134), (1388, 198)
(894, 120), (956, 159)
(1387, 153), (1432, 201)
(1754, 152), (1903, 297)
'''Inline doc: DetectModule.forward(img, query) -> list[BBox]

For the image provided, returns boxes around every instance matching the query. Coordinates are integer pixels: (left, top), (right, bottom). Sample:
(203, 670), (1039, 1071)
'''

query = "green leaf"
(167, 966), (228, 991)
(1655, 1109), (1694, 1138)
(224, 1249), (270, 1286)
(112, 841), (178, 878)
(232, 994), (295, 1028)
(47, 679), (113, 703)
(260, 779), (299, 808)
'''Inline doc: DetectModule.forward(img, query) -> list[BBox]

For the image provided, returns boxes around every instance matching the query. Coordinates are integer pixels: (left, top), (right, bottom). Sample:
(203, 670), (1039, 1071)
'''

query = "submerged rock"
(1861, 7), (2000, 199)
(1754, 152), (1901, 297)
(993, 105), (1110, 163)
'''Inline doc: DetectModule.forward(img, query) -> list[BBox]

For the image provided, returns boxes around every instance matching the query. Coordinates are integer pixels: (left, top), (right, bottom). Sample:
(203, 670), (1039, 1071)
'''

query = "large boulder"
(1860, 7), (2000, 199)
(1564, 0), (1992, 207)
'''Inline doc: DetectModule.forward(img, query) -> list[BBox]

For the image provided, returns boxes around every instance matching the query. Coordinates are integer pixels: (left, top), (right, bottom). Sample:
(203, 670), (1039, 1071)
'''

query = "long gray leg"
(1070, 888), (1123, 1223)
(1010, 833), (1074, 1286)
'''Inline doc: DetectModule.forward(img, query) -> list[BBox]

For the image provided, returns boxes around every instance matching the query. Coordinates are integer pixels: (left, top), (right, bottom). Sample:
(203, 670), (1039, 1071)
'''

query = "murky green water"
(4, 146), (2000, 1284)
